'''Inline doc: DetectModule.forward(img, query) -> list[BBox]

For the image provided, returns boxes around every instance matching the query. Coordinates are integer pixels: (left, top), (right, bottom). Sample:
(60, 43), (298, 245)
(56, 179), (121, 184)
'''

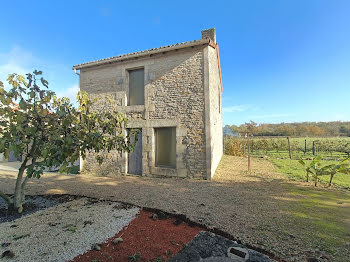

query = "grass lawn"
(270, 158), (350, 188)
(279, 184), (350, 258)
(263, 157), (350, 260)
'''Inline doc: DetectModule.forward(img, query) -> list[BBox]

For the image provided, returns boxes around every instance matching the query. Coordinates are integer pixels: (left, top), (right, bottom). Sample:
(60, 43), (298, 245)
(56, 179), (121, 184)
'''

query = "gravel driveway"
(0, 197), (139, 262)
(0, 155), (347, 261)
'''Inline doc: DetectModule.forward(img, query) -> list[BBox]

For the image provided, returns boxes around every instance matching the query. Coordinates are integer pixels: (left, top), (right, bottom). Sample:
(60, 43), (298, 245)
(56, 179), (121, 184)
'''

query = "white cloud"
(56, 84), (79, 104)
(0, 46), (37, 87)
(0, 45), (38, 67)
(0, 46), (78, 106)
(223, 104), (254, 113)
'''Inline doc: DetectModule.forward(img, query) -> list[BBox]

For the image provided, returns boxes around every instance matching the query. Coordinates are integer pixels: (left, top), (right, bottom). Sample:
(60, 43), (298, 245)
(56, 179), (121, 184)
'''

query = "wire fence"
(224, 136), (350, 160)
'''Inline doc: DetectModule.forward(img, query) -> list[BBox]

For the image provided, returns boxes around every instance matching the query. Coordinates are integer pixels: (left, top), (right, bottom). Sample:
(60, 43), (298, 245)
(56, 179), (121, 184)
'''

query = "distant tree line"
(225, 121), (350, 137)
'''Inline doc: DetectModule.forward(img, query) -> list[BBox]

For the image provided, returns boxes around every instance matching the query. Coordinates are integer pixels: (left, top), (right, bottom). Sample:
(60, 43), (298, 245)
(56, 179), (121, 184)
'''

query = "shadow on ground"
(0, 155), (349, 262)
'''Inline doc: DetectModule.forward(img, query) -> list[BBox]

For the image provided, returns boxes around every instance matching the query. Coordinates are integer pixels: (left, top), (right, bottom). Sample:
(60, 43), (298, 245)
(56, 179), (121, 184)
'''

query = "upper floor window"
(128, 68), (144, 105)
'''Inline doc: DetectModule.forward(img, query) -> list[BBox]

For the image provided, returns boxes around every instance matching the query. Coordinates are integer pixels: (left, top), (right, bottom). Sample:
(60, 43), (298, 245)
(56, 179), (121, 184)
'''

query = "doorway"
(127, 129), (142, 175)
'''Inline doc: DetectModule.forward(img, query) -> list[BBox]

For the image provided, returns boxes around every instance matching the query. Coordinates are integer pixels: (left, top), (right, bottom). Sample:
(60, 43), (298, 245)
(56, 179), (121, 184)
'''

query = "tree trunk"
(329, 174), (334, 187)
(20, 176), (29, 204)
(13, 158), (29, 213)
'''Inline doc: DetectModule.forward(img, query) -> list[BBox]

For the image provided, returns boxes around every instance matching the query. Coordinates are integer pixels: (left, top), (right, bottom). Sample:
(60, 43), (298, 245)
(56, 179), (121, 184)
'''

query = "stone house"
(72, 28), (223, 179)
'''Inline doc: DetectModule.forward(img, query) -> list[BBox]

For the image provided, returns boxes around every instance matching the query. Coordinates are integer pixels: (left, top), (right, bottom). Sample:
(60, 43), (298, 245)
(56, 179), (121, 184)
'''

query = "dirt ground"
(0, 155), (349, 261)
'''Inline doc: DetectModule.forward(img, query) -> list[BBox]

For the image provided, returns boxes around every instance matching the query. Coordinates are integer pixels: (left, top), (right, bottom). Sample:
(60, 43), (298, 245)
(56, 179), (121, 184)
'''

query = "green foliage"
(66, 226), (78, 232)
(0, 70), (139, 212)
(154, 256), (163, 262)
(298, 159), (312, 182)
(305, 156), (323, 186)
(224, 137), (246, 156)
(320, 158), (350, 186)
(128, 253), (141, 261)
(297, 157), (349, 187)
(272, 158), (350, 188)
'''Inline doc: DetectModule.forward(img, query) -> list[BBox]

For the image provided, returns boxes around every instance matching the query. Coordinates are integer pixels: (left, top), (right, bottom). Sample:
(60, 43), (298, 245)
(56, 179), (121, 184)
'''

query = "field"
(224, 136), (350, 160)
(224, 136), (350, 189)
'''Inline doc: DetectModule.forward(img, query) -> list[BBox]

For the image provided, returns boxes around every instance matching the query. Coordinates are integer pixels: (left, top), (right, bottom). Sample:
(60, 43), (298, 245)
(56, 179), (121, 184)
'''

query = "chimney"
(201, 28), (216, 43)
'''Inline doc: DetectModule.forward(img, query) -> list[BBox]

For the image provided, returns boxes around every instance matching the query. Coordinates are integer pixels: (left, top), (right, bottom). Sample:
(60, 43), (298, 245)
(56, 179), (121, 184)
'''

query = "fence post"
(312, 141), (315, 156)
(304, 139), (307, 155)
(247, 132), (251, 172)
(287, 136), (292, 160)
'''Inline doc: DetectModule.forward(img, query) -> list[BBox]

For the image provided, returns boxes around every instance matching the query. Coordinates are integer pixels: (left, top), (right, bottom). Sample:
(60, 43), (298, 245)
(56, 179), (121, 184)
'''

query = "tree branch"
(0, 191), (13, 204)
(21, 176), (30, 190)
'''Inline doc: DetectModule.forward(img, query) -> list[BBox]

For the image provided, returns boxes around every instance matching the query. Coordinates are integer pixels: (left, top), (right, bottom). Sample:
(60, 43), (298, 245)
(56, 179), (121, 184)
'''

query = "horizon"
(1, 0), (349, 125)
(225, 120), (350, 127)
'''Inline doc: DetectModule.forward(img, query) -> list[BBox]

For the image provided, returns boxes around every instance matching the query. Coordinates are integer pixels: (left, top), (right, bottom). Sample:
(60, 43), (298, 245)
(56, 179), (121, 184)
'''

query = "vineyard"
(224, 136), (350, 160)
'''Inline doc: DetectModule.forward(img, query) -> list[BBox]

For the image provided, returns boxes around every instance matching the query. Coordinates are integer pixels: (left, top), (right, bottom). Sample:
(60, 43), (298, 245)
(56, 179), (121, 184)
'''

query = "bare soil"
(71, 210), (203, 262)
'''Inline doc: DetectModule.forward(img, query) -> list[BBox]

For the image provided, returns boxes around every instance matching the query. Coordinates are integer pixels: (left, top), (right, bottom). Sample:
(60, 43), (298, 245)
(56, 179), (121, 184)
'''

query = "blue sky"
(1, 0), (349, 125)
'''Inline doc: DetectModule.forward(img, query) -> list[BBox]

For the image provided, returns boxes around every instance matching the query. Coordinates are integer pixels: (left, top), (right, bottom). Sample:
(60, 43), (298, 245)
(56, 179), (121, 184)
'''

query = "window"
(155, 127), (176, 168)
(128, 68), (144, 105)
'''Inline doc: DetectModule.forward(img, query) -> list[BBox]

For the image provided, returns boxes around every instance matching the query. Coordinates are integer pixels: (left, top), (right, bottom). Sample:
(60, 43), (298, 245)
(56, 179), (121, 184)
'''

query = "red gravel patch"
(71, 210), (204, 262)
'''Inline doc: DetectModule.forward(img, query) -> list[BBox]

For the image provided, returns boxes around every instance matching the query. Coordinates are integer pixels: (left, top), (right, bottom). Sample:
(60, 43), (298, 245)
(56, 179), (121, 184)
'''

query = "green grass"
(281, 184), (350, 258)
(251, 150), (347, 160)
(270, 158), (350, 188)
(269, 156), (350, 259)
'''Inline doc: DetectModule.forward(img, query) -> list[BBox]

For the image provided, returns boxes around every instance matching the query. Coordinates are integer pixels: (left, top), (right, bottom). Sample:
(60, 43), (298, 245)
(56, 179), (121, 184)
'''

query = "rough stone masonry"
(73, 28), (223, 179)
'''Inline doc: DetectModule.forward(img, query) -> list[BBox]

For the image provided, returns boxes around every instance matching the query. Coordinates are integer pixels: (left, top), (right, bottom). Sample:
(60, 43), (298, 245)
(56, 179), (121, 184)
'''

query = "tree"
(242, 120), (259, 135)
(321, 158), (350, 186)
(298, 157), (321, 183)
(298, 156), (350, 187)
(0, 70), (138, 213)
(276, 125), (296, 136)
(307, 125), (325, 136)
(298, 156), (324, 186)
(339, 125), (350, 137)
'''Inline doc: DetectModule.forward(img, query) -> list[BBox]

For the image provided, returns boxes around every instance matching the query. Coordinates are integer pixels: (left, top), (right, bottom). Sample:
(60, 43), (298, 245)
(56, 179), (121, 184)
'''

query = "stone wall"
(148, 50), (206, 179)
(79, 46), (207, 179)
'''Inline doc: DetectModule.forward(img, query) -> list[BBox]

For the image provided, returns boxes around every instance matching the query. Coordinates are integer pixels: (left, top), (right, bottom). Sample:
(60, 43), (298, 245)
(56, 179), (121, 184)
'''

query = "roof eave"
(72, 38), (213, 70)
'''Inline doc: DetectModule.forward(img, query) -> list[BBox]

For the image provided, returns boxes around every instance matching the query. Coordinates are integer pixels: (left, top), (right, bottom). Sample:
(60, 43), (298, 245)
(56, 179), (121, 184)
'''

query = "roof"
(72, 38), (214, 70)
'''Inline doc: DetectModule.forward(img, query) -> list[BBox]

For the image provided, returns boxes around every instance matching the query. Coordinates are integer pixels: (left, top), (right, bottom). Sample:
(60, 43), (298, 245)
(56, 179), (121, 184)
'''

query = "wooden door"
(128, 130), (142, 175)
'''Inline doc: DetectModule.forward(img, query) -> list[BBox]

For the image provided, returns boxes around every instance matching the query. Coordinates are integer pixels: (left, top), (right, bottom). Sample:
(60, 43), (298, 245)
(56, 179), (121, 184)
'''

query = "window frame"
(127, 67), (145, 106)
(154, 127), (176, 169)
